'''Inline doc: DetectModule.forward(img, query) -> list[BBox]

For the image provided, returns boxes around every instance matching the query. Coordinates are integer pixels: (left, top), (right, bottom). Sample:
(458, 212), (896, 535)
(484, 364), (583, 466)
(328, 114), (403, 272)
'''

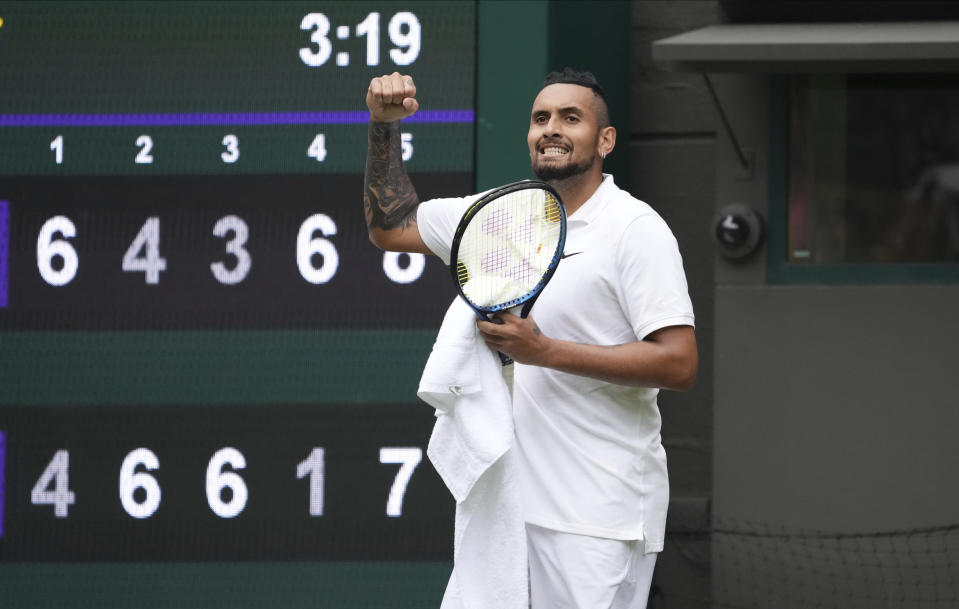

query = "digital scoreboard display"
(0, 2), (474, 606)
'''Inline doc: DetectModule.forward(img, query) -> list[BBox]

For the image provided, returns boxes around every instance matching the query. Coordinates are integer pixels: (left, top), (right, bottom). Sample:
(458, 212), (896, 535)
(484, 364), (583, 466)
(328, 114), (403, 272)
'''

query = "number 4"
(31, 450), (76, 518)
(122, 217), (167, 284)
(308, 134), (327, 162)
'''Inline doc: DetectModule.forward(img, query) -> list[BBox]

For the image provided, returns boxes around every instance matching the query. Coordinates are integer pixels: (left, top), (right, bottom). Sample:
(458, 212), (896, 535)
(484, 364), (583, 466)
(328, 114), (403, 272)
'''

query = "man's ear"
(599, 126), (616, 158)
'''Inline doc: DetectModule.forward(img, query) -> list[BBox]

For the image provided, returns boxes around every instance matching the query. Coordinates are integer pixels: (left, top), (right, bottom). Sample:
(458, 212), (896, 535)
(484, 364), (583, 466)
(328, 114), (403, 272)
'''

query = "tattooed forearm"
(364, 121), (419, 231)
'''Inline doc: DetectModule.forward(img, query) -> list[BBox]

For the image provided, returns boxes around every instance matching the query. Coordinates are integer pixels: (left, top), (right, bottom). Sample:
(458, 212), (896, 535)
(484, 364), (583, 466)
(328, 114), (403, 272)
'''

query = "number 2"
(135, 135), (154, 164)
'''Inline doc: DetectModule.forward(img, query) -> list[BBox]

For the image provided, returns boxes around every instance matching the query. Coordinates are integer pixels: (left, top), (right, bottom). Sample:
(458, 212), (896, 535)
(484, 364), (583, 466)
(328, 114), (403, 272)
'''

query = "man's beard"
(531, 155), (593, 182)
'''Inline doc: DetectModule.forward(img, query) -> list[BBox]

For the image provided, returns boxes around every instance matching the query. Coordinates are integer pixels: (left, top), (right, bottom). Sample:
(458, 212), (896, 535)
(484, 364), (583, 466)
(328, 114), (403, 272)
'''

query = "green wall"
(477, 0), (631, 190)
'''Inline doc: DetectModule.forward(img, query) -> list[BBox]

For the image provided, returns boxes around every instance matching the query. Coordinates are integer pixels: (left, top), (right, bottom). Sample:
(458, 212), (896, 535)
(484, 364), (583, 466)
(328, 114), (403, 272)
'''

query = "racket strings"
(457, 189), (563, 309)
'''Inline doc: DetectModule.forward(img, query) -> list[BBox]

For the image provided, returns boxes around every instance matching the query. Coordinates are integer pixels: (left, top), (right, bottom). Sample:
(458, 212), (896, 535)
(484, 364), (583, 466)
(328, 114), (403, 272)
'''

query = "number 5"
(401, 132), (413, 161)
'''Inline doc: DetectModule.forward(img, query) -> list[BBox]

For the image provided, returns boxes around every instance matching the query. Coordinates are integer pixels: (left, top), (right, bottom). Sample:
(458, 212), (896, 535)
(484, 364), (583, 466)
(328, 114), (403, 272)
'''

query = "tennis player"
(364, 68), (698, 609)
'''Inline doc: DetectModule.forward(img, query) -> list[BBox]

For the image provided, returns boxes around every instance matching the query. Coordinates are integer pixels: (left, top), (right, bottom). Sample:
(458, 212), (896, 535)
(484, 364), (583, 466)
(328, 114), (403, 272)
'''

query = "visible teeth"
(543, 147), (567, 156)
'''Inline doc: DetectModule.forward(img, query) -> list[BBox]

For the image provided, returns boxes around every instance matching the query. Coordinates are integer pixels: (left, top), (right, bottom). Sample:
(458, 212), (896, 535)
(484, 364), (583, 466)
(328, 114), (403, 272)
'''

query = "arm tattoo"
(364, 121), (419, 231)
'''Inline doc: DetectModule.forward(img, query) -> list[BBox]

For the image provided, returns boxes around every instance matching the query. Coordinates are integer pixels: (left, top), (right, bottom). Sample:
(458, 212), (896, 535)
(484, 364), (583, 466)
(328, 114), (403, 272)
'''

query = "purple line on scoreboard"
(0, 110), (475, 127)
(0, 200), (8, 308)
(0, 430), (5, 538)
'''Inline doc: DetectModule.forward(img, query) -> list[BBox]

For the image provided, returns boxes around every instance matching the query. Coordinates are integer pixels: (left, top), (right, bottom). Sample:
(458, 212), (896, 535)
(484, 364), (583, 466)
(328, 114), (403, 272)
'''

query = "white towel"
(418, 298), (528, 609)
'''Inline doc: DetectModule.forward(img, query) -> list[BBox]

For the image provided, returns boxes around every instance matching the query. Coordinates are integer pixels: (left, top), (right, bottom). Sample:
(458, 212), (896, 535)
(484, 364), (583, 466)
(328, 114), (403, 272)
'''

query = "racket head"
(450, 180), (566, 318)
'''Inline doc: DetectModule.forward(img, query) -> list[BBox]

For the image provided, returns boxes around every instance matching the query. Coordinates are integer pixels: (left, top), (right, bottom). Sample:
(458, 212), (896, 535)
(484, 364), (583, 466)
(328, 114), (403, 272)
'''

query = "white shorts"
(526, 523), (658, 609)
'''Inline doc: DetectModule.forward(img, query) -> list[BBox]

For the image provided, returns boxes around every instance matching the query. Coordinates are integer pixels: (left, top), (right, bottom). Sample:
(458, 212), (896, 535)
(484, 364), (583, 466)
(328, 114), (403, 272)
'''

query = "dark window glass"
(788, 74), (959, 264)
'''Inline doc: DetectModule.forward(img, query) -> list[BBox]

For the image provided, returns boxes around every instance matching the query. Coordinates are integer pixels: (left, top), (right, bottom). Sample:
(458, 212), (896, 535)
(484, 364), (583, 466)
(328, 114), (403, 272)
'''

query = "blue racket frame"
(449, 180), (567, 363)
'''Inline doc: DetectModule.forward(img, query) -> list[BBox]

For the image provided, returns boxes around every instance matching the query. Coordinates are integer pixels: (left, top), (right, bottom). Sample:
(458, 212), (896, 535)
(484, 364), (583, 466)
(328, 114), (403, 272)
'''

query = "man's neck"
(550, 169), (605, 217)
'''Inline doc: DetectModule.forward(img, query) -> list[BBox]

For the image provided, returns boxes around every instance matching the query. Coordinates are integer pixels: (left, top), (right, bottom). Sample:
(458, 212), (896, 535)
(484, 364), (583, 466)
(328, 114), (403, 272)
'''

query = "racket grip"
(479, 314), (513, 365)
(488, 317), (514, 365)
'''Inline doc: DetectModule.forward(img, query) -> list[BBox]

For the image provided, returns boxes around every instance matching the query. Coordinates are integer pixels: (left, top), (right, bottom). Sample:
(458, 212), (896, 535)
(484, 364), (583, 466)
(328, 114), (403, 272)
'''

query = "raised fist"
(366, 72), (419, 123)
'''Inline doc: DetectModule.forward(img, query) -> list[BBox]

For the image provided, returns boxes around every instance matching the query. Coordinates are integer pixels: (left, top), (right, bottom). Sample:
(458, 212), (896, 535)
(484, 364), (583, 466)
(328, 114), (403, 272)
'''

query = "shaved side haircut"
(542, 68), (610, 127)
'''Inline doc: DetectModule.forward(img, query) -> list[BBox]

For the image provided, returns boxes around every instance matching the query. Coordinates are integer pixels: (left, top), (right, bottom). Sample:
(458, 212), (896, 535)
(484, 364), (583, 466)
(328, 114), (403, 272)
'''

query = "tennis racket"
(449, 180), (567, 364)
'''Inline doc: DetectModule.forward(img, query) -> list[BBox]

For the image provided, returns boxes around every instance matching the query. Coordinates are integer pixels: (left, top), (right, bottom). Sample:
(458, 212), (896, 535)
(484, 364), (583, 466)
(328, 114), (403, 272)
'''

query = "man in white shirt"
(363, 68), (698, 609)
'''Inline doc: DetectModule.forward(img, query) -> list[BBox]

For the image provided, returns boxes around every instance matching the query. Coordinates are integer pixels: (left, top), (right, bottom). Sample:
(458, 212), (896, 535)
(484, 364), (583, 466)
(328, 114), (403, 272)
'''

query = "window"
(781, 74), (959, 278)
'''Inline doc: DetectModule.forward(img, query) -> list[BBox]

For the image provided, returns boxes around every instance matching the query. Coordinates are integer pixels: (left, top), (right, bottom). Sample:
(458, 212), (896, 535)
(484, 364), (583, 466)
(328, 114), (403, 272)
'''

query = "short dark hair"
(542, 68), (610, 126)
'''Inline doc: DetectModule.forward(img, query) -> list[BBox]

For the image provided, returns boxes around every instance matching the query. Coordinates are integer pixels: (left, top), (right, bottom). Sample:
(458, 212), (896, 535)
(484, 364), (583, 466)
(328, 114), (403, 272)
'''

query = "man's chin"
(532, 160), (590, 182)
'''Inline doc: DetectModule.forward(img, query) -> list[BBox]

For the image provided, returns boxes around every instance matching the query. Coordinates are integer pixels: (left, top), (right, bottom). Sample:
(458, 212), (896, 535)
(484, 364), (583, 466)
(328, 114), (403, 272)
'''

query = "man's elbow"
(367, 227), (389, 251)
(666, 352), (698, 392)
(674, 359), (698, 391)
(367, 226), (430, 255)
(368, 227), (403, 252)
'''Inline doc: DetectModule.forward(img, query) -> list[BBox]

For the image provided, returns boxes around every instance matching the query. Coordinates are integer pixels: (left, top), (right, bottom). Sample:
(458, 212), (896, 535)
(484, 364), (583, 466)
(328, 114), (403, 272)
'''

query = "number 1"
(50, 135), (63, 165)
(356, 12), (380, 66)
(296, 447), (325, 517)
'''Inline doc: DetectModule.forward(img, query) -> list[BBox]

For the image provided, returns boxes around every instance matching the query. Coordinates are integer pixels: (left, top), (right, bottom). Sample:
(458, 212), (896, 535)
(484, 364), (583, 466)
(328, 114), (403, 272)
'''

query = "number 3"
(221, 134), (240, 163)
(210, 215), (251, 285)
(299, 13), (332, 67)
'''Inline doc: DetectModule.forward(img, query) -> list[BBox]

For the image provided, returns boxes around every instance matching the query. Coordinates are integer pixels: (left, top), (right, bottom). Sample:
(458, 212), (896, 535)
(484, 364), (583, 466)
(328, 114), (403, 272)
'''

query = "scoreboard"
(0, 1), (474, 329)
(0, 1), (474, 605)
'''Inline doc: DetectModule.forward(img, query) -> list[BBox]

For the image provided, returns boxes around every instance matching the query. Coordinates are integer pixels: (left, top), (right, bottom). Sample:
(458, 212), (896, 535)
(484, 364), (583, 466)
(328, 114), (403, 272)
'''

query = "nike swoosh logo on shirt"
(561, 251), (583, 259)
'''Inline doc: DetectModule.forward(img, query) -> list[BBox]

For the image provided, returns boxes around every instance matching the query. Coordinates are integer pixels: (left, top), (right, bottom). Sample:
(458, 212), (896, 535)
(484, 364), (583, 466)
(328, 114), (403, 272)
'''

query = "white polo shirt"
(417, 175), (694, 553)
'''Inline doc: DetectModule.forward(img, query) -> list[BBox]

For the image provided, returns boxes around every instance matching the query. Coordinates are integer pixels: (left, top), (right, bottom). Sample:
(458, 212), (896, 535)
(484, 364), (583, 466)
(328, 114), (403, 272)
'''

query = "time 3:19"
(48, 132), (415, 166)
(299, 11), (421, 68)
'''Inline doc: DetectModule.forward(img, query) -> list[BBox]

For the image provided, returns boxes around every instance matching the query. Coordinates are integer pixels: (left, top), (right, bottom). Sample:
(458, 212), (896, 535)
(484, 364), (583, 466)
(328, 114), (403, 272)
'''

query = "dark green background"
(0, 0), (633, 606)
(0, 1), (475, 112)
